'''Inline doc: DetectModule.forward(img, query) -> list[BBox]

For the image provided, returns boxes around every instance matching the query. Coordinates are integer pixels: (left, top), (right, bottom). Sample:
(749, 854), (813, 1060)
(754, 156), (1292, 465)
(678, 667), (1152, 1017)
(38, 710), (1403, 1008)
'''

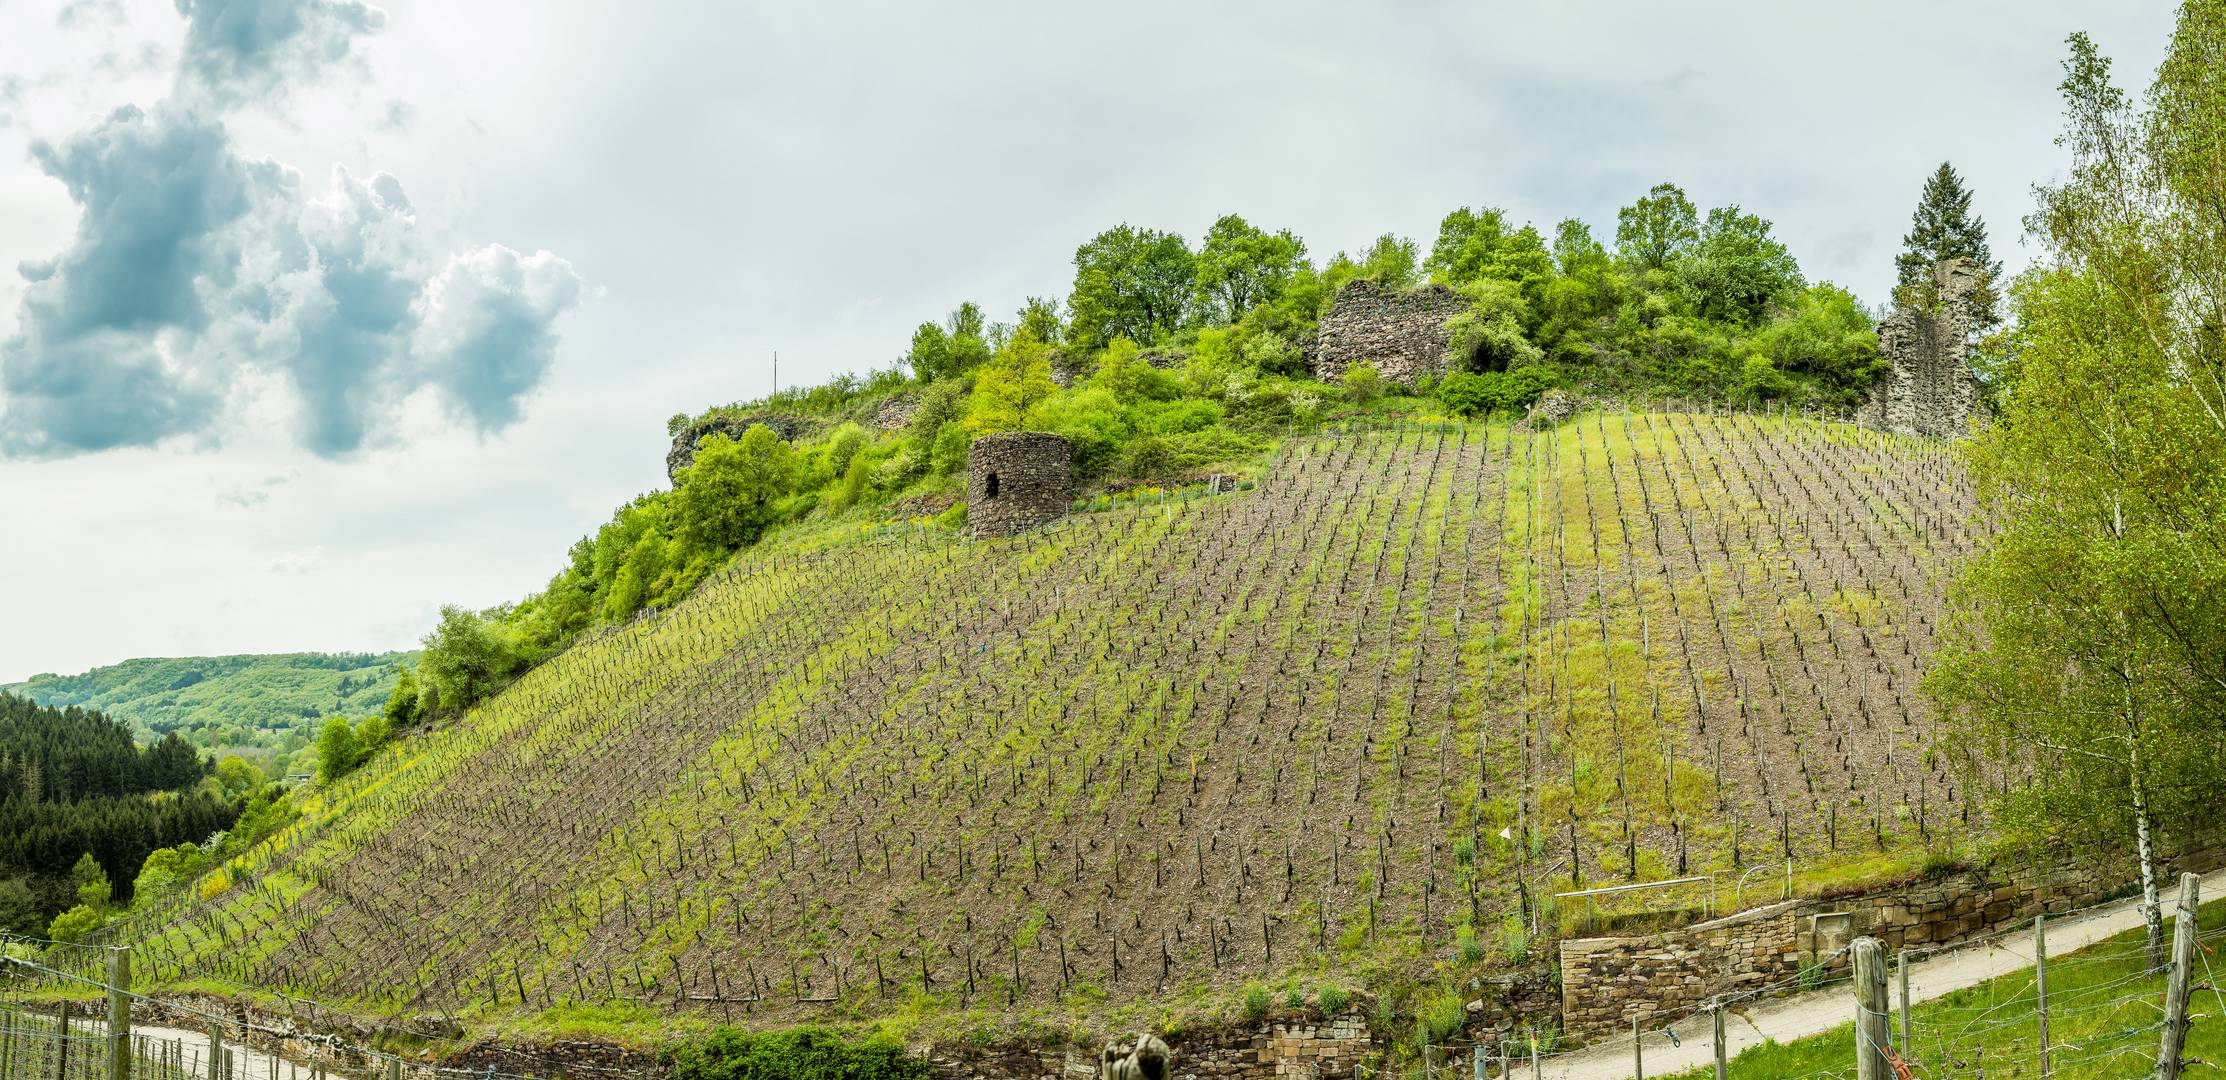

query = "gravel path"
(1527, 868), (2226, 1079)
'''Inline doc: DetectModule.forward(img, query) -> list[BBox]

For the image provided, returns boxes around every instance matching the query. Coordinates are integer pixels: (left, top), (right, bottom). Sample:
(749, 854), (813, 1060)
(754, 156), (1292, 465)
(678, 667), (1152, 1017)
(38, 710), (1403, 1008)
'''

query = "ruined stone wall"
(1559, 846), (2223, 1041)
(968, 432), (1074, 538)
(1311, 280), (1469, 387)
(929, 1014), (1377, 1080)
(1858, 258), (1985, 439)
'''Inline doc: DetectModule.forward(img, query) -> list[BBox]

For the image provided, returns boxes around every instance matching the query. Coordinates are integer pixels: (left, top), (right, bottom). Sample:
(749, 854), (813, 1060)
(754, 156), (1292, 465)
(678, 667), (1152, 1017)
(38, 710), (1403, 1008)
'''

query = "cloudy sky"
(0, 0), (2179, 682)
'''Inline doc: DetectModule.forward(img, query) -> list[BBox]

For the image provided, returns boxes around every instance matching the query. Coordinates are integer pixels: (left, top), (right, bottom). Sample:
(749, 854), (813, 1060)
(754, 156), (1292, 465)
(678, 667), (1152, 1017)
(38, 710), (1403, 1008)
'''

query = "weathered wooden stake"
(1712, 998), (1727, 1080)
(106, 947), (130, 1080)
(2158, 872), (2200, 1080)
(2033, 915), (2050, 1079)
(1852, 937), (1889, 1080)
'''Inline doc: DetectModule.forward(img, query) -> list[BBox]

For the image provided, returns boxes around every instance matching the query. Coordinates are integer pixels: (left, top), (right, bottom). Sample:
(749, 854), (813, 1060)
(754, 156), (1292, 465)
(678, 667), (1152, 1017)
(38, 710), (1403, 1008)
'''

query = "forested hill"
(0, 693), (234, 936)
(3, 652), (411, 755)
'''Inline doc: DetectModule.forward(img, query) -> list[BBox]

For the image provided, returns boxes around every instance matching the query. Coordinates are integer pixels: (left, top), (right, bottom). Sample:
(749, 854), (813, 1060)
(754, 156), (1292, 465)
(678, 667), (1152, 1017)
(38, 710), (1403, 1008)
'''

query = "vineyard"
(111, 406), (1988, 1037)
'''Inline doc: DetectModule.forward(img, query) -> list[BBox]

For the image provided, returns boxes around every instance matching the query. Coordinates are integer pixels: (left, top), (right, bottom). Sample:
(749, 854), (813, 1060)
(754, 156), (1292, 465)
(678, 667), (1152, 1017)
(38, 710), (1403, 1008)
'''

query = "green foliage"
(1455, 924), (1485, 963)
(1340, 361), (1385, 404)
(316, 718), (360, 783)
(417, 606), (527, 717)
(1615, 182), (1699, 271)
(1318, 986), (1351, 1014)
(1895, 162), (2002, 328)
(1068, 224), (1196, 347)
(1193, 214), (1307, 324)
(669, 1026), (927, 1080)
(0, 877), (38, 935)
(1679, 206), (1803, 324)
(382, 665), (420, 728)
(676, 427), (797, 553)
(46, 902), (103, 944)
(1419, 993), (1466, 1043)
(1501, 915), (1530, 964)
(1436, 367), (1555, 417)
(1928, 15), (2226, 967)
(906, 303), (993, 382)
(1443, 280), (1543, 372)
(70, 852), (110, 909)
(967, 330), (1060, 433)
(1326, 234), (1421, 292)
(1243, 983), (1272, 1020)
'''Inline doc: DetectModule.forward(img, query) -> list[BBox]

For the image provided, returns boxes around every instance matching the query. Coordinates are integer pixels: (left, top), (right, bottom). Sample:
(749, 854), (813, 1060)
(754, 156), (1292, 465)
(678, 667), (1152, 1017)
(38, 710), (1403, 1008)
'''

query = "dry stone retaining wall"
(930, 1014), (1376, 1080)
(1310, 280), (1469, 387)
(968, 431), (1074, 537)
(1559, 847), (2223, 1041)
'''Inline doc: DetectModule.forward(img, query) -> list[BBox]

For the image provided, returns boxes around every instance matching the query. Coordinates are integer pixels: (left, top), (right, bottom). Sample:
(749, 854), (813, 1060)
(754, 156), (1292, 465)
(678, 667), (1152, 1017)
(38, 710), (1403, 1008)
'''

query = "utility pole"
(1852, 937), (1890, 1080)
(773, 350), (779, 395)
(2158, 872), (2201, 1080)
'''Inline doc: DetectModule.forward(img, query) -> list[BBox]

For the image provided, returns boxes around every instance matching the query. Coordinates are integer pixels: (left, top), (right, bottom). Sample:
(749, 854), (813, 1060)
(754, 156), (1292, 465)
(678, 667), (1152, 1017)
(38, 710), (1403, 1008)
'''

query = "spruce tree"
(1895, 162), (2002, 326)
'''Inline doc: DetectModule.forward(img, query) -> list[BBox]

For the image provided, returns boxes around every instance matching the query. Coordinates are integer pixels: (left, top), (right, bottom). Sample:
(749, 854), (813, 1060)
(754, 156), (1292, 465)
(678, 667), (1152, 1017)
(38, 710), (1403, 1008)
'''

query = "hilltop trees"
(1929, 9), (2226, 969)
(1615, 182), (1700, 271)
(1067, 225), (1197, 347)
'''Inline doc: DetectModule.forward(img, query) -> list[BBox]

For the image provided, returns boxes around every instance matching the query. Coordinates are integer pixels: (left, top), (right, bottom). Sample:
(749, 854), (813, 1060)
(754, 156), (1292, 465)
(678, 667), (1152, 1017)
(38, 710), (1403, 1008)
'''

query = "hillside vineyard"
(129, 408), (1985, 1020)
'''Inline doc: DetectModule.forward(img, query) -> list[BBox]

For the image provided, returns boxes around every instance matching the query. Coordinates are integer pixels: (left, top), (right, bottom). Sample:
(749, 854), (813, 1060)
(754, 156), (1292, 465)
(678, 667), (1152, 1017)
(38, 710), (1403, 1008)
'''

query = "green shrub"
(1501, 914), (1530, 964)
(1341, 362), (1385, 404)
(1419, 993), (1466, 1043)
(1318, 986), (1351, 1013)
(668, 1026), (926, 1080)
(1284, 988), (1305, 1009)
(1455, 924), (1485, 964)
(1243, 983), (1272, 1020)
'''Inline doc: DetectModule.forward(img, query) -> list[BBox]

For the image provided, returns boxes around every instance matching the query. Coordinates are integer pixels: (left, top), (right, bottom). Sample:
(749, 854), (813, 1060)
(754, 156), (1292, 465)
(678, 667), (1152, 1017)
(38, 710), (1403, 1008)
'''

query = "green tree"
(1894, 162), (2003, 328)
(1615, 182), (1699, 270)
(315, 718), (359, 783)
(967, 330), (1059, 432)
(416, 606), (525, 716)
(1067, 225), (1195, 347)
(70, 852), (110, 909)
(904, 303), (992, 382)
(1442, 280), (1542, 372)
(1551, 218), (1610, 277)
(1678, 206), (1803, 324)
(0, 876), (38, 934)
(46, 903), (103, 944)
(1192, 214), (1307, 324)
(213, 755), (265, 798)
(674, 426), (796, 554)
(1015, 296), (1062, 346)
(1424, 206), (1512, 283)
(1928, 13), (2226, 970)
(383, 664), (420, 727)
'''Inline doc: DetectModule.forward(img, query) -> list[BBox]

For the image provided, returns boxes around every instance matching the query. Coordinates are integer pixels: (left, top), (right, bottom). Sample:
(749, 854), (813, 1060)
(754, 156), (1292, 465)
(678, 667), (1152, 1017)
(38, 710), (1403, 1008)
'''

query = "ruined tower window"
(985, 472), (1000, 498)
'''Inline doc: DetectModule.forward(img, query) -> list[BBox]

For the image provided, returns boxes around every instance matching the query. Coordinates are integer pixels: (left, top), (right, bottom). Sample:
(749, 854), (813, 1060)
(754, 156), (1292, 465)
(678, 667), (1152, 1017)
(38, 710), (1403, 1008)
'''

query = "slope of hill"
(126, 407), (1983, 1040)
(3, 653), (412, 756)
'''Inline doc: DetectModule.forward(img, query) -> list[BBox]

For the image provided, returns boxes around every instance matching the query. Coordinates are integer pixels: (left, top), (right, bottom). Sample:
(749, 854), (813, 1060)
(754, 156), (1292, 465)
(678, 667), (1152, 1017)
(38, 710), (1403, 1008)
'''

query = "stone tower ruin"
(967, 431), (1073, 537)
(1310, 279), (1470, 387)
(1858, 258), (1986, 439)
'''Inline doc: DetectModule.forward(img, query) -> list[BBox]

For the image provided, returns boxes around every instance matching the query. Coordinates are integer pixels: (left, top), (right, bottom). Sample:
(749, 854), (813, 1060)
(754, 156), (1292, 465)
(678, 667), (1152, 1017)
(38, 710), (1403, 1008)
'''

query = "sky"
(0, 0), (2181, 683)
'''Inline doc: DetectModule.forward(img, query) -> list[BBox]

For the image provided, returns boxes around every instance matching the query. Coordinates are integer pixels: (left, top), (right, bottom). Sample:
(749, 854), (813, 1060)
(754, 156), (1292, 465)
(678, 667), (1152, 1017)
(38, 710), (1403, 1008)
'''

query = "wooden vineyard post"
(1712, 999), (1727, 1080)
(388, 1056), (403, 1080)
(2033, 915), (2049, 1079)
(106, 947), (130, 1080)
(1896, 951), (1911, 1054)
(207, 1021), (224, 1080)
(1631, 1017), (1643, 1079)
(2158, 872), (2200, 1080)
(1528, 1026), (1541, 1080)
(1852, 937), (1889, 1080)
(54, 1001), (70, 1080)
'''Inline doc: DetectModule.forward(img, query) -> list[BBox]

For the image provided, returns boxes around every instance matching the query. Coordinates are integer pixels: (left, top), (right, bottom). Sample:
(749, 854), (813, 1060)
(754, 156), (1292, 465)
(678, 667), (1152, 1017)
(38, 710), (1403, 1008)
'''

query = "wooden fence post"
(1631, 1017), (1643, 1079)
(1895, 951), (1910, 1054)
(1852, 937), (1889, 1080)
(1712, 999), (1727, 1080)
(106, 947), (130, 1080)
(2033, 915), (2050, 1080)
(2158, 872), (2201, 1080)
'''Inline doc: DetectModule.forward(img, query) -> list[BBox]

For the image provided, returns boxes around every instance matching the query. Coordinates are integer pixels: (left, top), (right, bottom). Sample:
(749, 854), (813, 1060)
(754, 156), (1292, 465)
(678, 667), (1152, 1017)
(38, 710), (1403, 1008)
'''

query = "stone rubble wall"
(968, 431), (1075, 538)
(930, 1014), (1377, 1080)
(1559, 846), (2223, 1042)
(1858, 258), (1985, 439)
(1310, 280), (1469, 387)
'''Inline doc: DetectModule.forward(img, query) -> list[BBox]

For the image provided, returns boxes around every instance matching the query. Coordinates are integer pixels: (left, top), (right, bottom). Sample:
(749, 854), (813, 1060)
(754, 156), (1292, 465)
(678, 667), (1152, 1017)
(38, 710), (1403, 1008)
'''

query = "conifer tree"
(1895, 162), (2002, 327)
